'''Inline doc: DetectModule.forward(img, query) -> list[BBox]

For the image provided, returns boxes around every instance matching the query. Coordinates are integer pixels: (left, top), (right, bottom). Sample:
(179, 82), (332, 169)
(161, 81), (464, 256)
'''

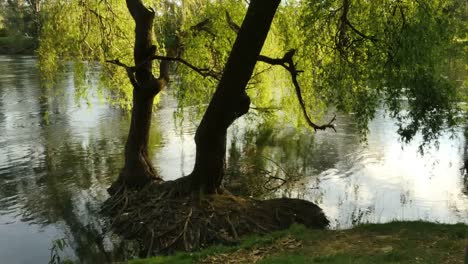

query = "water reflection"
(462, 126), (468, 195)
(0, 56), (197, 263)
(0, 56), (127, 263)
(0, 56), (466, 263)
(225, 111), (468, 228)
(225, 117), (361, 198)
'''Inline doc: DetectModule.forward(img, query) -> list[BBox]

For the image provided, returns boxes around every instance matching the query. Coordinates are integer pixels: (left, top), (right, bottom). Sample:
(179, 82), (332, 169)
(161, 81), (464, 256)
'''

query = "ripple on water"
(0, 55), (466, 263)
(0, 194), (21, 215)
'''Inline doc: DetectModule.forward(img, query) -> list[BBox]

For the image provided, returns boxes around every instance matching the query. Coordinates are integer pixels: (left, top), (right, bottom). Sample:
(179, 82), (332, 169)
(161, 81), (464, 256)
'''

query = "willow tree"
(38, 0), (466, 253)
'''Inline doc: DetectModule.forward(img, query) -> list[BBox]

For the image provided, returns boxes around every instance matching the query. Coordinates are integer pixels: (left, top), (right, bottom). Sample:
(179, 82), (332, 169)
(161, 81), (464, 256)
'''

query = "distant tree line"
(0, 0), (43, 52)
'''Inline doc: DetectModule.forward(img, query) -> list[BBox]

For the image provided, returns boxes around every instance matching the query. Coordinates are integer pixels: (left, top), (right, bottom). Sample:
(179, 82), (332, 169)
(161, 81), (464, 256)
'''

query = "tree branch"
(336, 0), (377, 52)
(107, 53), (221, 90)
(224, 9), (334, 131)
(189, 18), (216, 37)
(258, 50), (337, 132)
(225, 11), (240, 33)
(250, 106), (280, 113)
(106, 59), (140, 89)
(345, 20), (378, 42)
(149, 55), (221, 80)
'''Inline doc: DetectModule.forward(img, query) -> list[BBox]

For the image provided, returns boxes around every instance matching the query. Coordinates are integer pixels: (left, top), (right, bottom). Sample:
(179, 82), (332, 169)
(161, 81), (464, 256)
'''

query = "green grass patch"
(131, 221), (468, 264)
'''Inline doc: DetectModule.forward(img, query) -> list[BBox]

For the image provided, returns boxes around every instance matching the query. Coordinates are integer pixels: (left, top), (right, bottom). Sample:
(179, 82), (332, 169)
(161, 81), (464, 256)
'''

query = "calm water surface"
(0, 56), (467, 263)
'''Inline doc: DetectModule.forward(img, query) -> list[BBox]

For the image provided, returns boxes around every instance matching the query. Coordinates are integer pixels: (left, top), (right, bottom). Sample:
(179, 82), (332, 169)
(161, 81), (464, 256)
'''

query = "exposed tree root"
(102, 176), (329, 257)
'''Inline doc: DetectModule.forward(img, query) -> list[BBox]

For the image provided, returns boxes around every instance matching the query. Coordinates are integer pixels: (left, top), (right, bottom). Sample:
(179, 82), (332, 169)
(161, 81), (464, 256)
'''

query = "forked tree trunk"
(189, 0), (281, 194)
(110, 0), (169, 193)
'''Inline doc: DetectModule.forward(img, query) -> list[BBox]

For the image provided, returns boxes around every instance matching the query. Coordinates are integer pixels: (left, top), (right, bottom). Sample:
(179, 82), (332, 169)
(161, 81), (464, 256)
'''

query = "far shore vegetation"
(0, 1), (39, 54)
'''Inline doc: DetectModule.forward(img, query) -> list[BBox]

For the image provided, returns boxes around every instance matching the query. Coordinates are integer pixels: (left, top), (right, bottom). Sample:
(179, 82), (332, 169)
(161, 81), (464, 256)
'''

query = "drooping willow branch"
(258, 50), (337, 132)
(223, 13), (336, 131)
(335, 0), (378, 54)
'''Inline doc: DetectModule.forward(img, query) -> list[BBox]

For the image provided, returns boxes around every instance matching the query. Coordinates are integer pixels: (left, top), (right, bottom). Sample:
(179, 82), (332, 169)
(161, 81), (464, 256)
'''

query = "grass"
(130, 221), (467, 264)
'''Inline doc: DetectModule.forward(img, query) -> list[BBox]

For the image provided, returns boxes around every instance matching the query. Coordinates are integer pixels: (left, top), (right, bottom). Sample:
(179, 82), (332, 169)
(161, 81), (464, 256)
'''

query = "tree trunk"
(117, 89), (159, 189)
(189, 0), (281, 194)
(110, 0), (169, 193)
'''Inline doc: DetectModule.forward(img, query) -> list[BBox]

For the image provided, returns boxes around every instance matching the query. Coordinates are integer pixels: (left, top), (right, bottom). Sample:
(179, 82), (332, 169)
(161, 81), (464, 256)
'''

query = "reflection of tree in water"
(1, 123), (127, 262)
(23, 140), (124, 262)
(462, 124), (468, 195)
(26, 106), (165, 262)
(225, 116), (360, 199)
(0, 57), (166, 262)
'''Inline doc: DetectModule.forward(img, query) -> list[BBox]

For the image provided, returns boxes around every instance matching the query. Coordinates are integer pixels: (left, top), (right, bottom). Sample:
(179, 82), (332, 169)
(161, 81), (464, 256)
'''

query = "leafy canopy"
(38, 0), (467, 144)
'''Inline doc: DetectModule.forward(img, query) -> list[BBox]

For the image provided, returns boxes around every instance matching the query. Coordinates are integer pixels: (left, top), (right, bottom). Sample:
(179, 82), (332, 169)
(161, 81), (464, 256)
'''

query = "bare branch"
(106, 59), (132, 69)
(107, 52), (221, 91)
(149, 55), (221, 80)
(257, 50), (337, 132)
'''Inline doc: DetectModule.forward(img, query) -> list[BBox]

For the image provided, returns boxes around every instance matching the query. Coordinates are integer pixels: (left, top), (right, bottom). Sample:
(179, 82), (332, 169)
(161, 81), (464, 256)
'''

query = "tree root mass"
(102, 177), (329, 257)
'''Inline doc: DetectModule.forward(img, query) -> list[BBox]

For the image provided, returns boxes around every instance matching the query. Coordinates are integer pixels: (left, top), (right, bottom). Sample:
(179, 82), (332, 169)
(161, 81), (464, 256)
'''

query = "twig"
(146, 229), (154, 257)
(262, 156), (289, 176)
(182, 208), (193, 250)
(260, 156), (290, 192)
(246, 216), (268, 232)
(225, 215), (238, 240)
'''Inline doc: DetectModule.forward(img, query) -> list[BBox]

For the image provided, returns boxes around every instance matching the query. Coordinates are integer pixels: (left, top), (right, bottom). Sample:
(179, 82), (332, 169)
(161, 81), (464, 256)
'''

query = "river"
(0, 55), (466, 263)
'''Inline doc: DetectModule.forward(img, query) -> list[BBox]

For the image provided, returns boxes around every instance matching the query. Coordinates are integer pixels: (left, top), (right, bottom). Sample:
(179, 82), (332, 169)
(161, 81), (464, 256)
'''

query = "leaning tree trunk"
(189, 0), (281, 194)
(110, 0), (169, 193)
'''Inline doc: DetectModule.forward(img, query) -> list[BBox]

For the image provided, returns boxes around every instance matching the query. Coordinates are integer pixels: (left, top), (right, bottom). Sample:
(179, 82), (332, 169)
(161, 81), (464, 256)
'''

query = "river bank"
(0, 56), (466, 263)
(130, 221), (467, 264)
(0, 36), (35, 54)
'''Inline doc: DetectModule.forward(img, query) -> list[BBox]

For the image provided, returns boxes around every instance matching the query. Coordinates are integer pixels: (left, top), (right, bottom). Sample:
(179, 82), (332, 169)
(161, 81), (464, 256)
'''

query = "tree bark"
(189, 0), (281, 194)
(110, 0), (169, 193)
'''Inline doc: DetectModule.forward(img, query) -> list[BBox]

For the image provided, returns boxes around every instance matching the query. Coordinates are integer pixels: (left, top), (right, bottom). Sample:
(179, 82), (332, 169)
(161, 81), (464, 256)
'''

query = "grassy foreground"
(130, 221), (467, 264)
